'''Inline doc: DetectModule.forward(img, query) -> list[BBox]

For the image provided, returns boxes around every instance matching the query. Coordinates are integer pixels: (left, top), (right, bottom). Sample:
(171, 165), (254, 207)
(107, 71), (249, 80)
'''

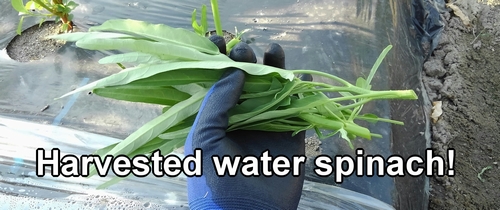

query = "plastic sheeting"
(0, 0), (444, 209)
(0, 116), (395, 209)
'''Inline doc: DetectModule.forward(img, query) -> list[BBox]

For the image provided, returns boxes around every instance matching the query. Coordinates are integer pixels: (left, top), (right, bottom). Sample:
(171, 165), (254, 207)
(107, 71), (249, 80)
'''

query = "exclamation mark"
(448, 149), (455, 176)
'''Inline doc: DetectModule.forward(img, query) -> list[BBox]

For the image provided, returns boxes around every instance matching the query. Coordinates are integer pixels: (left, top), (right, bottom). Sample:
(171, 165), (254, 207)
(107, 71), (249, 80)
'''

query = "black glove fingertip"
(209, 35), (227, 54)
(229, 42), (257, 63)
(263, 43), (285, 69)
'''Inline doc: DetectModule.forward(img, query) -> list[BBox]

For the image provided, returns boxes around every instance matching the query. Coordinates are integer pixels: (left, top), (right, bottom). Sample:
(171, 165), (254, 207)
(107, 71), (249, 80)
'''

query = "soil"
(424, 0), (500, 209)
(6, 21), (70, 62)
(206, 30), (237, 43)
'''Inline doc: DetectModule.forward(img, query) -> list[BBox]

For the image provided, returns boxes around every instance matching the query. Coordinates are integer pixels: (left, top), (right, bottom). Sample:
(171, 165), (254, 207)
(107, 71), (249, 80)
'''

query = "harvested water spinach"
(50, 18), (417, 188)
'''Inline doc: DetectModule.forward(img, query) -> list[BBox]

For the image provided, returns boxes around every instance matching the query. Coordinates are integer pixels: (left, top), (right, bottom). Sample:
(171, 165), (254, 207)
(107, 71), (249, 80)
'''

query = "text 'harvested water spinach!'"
(49, 17), (417, 188)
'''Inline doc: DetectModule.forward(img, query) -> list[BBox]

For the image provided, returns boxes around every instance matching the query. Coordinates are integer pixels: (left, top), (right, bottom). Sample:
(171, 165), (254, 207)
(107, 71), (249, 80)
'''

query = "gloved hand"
(184, 35), (311, 210)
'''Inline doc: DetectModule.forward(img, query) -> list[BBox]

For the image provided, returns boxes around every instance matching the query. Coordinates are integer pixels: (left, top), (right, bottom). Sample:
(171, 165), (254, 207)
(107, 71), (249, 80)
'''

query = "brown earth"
(424, 0), (500, 209)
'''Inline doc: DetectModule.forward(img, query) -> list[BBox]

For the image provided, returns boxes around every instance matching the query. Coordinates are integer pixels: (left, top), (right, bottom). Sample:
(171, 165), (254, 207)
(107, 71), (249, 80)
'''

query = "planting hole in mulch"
(6, 21), (69, 62)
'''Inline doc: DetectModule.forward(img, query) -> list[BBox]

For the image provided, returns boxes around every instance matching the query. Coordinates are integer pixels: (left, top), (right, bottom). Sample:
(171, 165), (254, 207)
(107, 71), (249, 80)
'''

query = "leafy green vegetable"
(49, 18), (418, 189)
(88, 88), (208, 177)
(52, 60), (295, 99)
(88, 19), (220, 54)
(92, 86), (191, 106)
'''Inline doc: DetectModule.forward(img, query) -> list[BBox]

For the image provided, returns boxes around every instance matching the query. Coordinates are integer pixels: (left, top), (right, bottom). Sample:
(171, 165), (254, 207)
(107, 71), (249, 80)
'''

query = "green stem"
(292, 70), (354, 87)
(291, 84), (369, 95)
(355, 116), (404, 125)
(32, 0), (54, 15)
(328, 90), (416, 102)
(226, 38), (240, 54)
(32, 0), (73, 32)
(210, 0), (223, 36)
(328, 99), (373, 112)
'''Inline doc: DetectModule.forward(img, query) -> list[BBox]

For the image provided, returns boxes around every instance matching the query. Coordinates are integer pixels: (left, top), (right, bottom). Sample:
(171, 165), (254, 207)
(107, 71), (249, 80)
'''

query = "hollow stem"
(293, 70), (354, 87)
(328, 90), (417, 102)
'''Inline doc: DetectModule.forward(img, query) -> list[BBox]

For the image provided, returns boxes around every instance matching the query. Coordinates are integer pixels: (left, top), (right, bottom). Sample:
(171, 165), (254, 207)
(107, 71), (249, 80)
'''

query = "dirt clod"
(305, 135), (322, 158)
(424, 59), (447, 77)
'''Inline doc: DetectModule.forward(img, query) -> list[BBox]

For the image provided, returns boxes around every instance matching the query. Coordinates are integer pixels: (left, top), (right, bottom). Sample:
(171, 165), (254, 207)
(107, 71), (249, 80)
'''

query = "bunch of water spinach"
(11, 0), (79, 35)
(49, 18), (417, 188)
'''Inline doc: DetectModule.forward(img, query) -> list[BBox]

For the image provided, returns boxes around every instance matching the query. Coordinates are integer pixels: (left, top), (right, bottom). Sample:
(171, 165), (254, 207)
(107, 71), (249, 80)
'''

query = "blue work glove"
(184, 36), (310, 210)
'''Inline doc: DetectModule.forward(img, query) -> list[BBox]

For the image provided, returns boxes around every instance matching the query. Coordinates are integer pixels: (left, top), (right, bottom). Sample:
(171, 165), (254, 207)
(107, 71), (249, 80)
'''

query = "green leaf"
(355, 77), (366, 88)
(93, 142), (118, 157)
(343, 121), (372, 140)
(98, 52), (162, 64)
(240, 121), (307, 133)
(96, 137), (186, 189)
(115, 69), (224, 87)
(88, 88), (208, 177)
(56, 61), (295, 99)
(158, 126), (191, 140)
(229, 94), (330, 130)
(339, 128), (354, 149)
(88, 19), (220, 54)
(201, 4), (208, 34)
(355, 113), (404, 125)
(16, 16), (25, 35)
(38, 18), (46, 27)
(55, 4), (67, 13)
(92, 85), (191, 105)
(25, 1), (36, 11)
(34, 0), (44, 10)
(191, 9), (203, 35)
(235, 95), (277, 112)
(299, 113), (345, 134)
(172, 83), (208, 95)
(74, 38), (232, 62)
(228, 81), (298, 125)
(241, 75), (274, 93)
(240, 89), (280, 99)
(61, 23), (68, 32)
(66, 1), (79, 10)
(128, 137), (175, 155)
(366, 45), (392, 88)
(226, 38), (241, 53)
(48, 32), (136, 42)
(11, 0), (29, 13)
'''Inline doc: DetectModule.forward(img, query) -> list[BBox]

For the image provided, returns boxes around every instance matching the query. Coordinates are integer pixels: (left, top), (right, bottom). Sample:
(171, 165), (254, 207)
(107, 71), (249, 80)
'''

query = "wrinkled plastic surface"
(0, 116), (396, 210)
(0, 0), (444, 209)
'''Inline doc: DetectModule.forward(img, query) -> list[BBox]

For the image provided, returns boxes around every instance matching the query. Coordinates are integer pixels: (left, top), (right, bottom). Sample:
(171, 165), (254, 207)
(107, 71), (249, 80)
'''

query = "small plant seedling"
(191, 0), (249, 54)
(11, 0), (79, 35)
(477, 166), (492, 182)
